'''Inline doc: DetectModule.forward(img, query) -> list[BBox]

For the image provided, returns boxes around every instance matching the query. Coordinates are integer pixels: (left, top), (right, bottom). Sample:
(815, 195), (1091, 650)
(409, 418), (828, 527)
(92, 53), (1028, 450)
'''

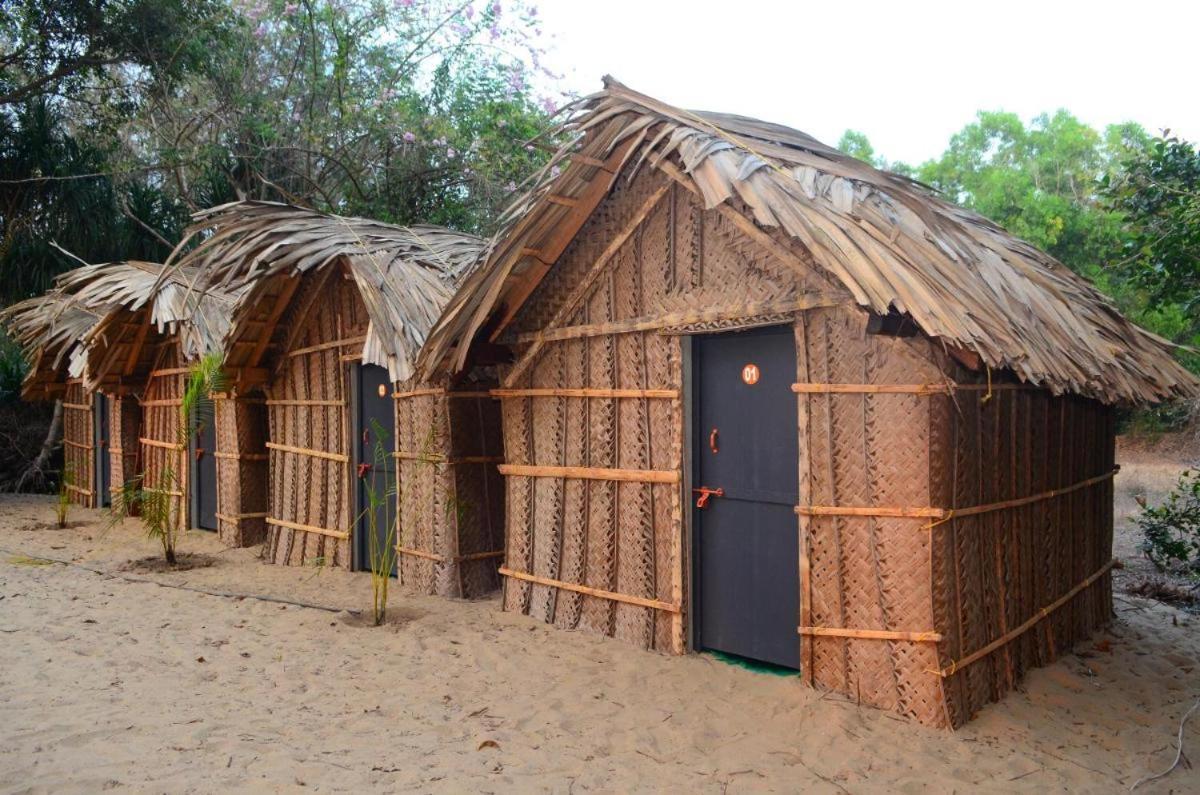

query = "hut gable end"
(506, 168), (846, 352)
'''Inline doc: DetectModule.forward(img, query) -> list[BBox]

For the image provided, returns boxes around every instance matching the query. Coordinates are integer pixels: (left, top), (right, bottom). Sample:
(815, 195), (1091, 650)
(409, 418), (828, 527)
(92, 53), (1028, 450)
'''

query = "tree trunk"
(14, 399), (63, 493)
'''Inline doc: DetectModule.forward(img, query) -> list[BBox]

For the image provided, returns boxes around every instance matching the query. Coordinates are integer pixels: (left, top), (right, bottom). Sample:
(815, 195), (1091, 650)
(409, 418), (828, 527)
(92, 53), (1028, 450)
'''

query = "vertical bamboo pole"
(794, 315), (813, 684)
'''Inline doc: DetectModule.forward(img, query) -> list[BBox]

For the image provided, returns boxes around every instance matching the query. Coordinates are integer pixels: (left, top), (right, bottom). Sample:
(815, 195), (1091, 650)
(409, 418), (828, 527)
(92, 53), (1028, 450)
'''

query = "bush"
(1137, 469), (1200, 575)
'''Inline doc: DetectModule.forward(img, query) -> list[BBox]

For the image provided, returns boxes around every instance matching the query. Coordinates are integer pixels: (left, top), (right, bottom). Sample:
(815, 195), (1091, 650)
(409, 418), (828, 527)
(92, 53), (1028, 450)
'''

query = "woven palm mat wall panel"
(498, 169), (821, 653)
(263, 276), (360, 568)
(215, 396), (268, 548)
(62, 381), (95, 507)
(140, 344), (186, 529)
(108, 396), (141, 506)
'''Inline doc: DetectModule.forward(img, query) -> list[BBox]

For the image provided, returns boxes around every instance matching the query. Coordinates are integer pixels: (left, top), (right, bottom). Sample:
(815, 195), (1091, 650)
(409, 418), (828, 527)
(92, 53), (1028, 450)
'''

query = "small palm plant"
(55, 463), (73, 528)
(359, 418), (399, 626)
(111, 353), (225, 565)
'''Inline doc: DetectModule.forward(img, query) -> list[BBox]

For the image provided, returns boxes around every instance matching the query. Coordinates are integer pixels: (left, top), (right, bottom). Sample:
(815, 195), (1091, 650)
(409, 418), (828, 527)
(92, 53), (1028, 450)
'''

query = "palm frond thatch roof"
(0, 260), (242, 398)
(419, 77), (1197, 405)
(0, 288), (102, 399)
(172, 201), (486, 382)
(54, 261), (242, 366)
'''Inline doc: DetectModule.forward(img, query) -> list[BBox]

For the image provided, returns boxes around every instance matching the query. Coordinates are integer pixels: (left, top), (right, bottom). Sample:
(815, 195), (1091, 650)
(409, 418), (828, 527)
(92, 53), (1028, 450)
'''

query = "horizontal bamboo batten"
(929, 559), (1118, 678)
(796, 467), (1119, 523)
(286, 335), (366, 357)
(139, 398), (183, 407)
(140, 437), (184, 451)
(216, 511), (269, 522)
(62, 402), (92, 411)
(491, 387), (678, 399)
(64, 483), (94, 496)
(213, 451), (268, 461)
(791, 382), (1042, 396)
(393, 452), (503, 464)
(264, 399), (345, 407)
(150, 367), (192, 377)
(62, 439), (93, 450)
(266, 517), (348, 540)
(515, 294), (846, 345)
(265, 442), (349, 463)
(799, 627), (943, 643)
(392, 388), (494, 399)
(498, 463), (679, 484)
(395, 547), (504, 564)
(143, 486), (184, 498)
(499, 567), (680, 613)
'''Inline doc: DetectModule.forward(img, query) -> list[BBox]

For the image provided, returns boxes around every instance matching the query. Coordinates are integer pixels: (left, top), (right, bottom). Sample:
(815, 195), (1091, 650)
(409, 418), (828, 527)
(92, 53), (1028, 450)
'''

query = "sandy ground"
(0, 480), (1198, 793)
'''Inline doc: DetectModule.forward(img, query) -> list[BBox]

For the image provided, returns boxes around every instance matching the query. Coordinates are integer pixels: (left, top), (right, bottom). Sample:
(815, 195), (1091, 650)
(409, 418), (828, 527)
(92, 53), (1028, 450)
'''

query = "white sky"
(533, 0), (1199, 165)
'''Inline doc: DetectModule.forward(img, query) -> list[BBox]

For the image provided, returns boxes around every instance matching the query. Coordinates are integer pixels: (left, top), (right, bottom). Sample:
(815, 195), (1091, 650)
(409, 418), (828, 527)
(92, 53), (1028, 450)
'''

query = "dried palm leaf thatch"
(420, 77), (1197, 406)
(50, 261), (242, 389)
(170, 201), (486, 382)
(1, 287), (102, 399)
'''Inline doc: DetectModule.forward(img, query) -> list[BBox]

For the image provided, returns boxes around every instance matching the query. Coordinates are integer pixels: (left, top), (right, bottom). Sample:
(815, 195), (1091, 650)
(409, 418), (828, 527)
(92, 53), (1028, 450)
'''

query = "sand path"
(0, 494), (1197, 793)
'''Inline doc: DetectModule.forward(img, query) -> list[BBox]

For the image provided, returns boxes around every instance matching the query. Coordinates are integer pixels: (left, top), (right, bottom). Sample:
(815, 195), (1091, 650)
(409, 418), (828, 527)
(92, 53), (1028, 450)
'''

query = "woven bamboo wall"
(62, 380), (95, 507)
(108, 395), (142, 504)
(214, 395), (269, 547)
(798, 307), (951, 726)
(262, 274), (362, 568)
(140, 343), (187, 528)
(498, 169), (838, 653)
(394, 382), (504, 598)
(928, 370), (1115, 727)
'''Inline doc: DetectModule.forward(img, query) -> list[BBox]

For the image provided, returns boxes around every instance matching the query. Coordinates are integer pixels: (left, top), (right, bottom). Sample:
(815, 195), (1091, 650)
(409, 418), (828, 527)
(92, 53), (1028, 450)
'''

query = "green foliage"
(916, 110), (1137, 274)
(358, 417), (398, 626)
(836, 130), (876, 165)
(0, 332), (27, 401)
(1, 0), (553, 302)
(1104, 133), (1200, 316)
(55, 462), (72, 528)
(1137, 469), (1200, 576)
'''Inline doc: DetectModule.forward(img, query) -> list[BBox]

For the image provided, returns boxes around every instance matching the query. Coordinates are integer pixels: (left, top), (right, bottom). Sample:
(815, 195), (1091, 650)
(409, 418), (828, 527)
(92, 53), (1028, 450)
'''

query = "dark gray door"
(193, 410), (218, 530)
(95, 394), (111, 507)
(355, 364), (397, 574)
(694, 325), (800, 668)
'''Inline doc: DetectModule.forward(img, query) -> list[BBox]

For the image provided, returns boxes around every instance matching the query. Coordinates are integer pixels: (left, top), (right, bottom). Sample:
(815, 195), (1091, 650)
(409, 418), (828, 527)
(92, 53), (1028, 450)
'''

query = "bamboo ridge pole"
(928, 559), (1118, 677)
(498, 567), (680, 612)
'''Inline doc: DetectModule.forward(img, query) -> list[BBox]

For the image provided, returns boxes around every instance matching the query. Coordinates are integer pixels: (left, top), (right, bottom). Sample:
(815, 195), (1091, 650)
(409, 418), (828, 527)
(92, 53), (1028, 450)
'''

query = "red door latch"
(693, 486), (724, 509)
(356, 462), (371, 478)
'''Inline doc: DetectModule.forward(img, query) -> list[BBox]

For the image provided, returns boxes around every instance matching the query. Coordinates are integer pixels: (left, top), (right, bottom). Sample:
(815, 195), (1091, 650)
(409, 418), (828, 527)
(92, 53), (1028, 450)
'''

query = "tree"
(127, 0), (556, 231)
(1104, 133), (1200, 316)
(0, 0), (234, 106)
(916, 110), (1140, 276)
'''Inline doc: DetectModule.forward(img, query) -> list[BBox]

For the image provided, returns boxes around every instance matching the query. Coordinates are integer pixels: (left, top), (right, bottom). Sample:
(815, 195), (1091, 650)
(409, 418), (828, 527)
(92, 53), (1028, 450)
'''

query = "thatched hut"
(2, 290), (107, 505)
(418, 79), (1198, 727)
(3, 261), (248, 532)
(174, 201), (504, 597)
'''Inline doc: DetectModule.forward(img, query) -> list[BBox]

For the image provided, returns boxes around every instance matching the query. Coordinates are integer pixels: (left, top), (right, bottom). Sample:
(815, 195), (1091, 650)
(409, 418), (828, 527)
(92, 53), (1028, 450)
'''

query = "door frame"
(188, 403), (217, 531)
(92, 393), (109, 511)
(684, 322), (801, 663)
(349, 362), (398, 573)
(349, 361), (366, 571)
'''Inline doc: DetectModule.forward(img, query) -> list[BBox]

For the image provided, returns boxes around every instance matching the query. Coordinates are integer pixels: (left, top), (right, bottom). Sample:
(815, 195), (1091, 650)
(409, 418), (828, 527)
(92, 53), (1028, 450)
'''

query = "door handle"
(693, 486), (724, 509)
(356, 462), (371, 479)
(709, 427), (719, 454)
